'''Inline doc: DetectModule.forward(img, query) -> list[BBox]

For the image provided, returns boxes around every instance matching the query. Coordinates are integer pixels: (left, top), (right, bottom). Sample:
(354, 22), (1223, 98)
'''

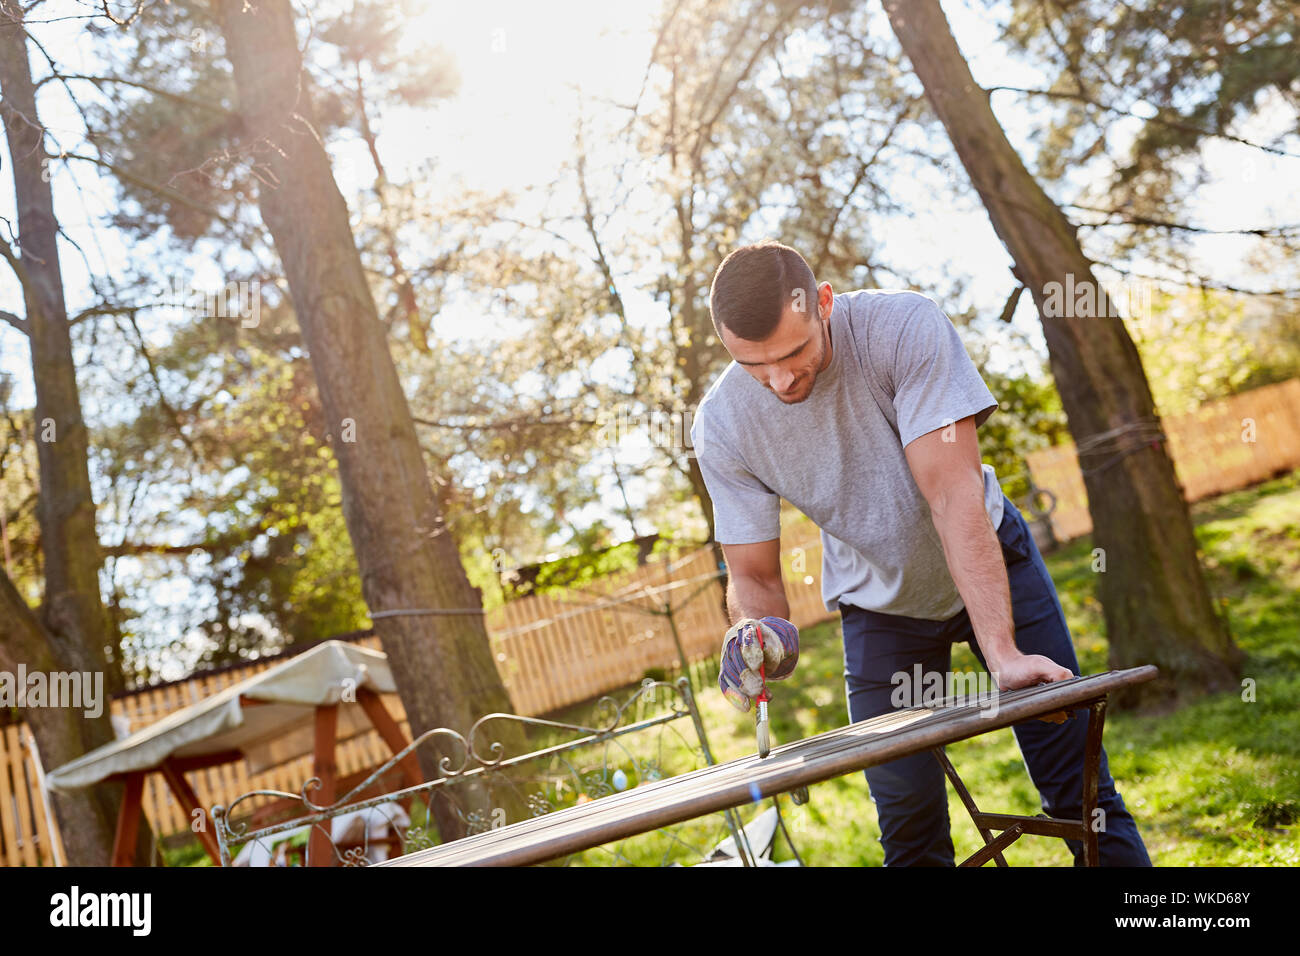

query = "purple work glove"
(718, 617), (799, 712)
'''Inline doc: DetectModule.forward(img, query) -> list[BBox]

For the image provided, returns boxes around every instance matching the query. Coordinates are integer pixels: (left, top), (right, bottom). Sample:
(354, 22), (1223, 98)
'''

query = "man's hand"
(718, 617), (799, 712)
(988, 651), (1073, 691)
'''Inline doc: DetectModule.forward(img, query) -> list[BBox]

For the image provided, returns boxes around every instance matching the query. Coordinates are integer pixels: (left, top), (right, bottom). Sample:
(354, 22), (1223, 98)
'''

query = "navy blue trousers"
(838, 495), (1153, 866)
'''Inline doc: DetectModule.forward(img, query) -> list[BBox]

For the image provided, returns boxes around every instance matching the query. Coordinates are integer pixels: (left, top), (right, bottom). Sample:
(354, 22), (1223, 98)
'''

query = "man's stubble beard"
(776, 315), (831, 405)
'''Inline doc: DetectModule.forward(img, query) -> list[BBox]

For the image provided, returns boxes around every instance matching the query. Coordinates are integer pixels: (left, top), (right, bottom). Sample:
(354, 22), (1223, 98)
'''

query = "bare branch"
(1067, 203), (1299, 237)
(59, 152), (242, 228)
(0, 308), (28, 335)
(986, 84), (1300, 159)
(412, 414), (597, 431)
(33, 72), (232, 116)
(69, 302), (143, 326)
(1104, 261), (1300, 299)
(116, 310), (202, 460)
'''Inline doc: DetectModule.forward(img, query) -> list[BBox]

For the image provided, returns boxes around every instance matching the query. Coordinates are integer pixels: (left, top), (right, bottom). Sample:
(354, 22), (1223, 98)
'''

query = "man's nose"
(768, 366), (794, 392)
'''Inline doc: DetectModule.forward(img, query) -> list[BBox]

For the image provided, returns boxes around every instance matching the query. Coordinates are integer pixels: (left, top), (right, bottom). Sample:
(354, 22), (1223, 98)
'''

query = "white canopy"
(46, 640), (402, 793)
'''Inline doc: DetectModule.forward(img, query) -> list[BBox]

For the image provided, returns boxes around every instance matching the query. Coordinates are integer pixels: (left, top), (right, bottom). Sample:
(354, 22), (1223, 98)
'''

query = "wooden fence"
(1026, 378), (1300, 541)
(0, 725), (67, 867)
(1, 525), (833, 865)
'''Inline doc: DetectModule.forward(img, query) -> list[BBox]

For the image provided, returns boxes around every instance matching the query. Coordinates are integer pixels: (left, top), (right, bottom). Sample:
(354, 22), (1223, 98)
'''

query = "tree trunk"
(0, 4), (118, 691)
(0, 2), (158, 865)
(215, 0), (525, 840)
(880, 0), (1242, 707)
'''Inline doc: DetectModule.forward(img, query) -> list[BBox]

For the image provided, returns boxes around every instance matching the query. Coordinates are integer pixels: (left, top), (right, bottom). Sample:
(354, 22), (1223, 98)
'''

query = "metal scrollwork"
(403, 826), (437, 853)
(526, 793), (552, 817)
(211, 672), (803, 868)
(340, 846), (369, 867)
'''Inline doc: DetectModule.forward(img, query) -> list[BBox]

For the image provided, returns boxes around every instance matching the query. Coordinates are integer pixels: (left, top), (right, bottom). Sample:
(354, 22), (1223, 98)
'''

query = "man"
(690, 239), (1151, 866)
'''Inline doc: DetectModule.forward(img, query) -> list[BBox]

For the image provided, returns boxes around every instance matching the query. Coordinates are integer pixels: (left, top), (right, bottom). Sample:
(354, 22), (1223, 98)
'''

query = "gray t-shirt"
(690, 289), (1003, 620)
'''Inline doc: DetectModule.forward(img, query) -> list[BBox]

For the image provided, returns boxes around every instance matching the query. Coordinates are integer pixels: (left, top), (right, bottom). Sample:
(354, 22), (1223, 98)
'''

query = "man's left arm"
(904, 416), (1072, 690)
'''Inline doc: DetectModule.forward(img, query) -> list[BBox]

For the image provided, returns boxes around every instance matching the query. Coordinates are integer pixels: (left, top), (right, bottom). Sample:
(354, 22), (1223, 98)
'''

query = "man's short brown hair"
(709, 239), (817, 341)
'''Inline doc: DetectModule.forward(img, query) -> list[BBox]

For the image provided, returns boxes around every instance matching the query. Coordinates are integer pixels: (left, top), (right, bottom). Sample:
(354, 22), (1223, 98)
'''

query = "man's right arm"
(722, 539), (790, 622)
(689, 415), (788, 620)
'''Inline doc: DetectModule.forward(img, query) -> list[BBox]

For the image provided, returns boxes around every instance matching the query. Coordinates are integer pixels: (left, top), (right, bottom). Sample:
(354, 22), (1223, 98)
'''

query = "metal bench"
(211, 676), (804, 867)
(378, 666), (1158, 867)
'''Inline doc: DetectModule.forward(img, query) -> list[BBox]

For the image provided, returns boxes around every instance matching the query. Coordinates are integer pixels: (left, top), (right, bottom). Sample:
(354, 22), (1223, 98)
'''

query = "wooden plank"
(185, 674), (215, 819)
(307, 704), (338, 867)
(0, 724), (18, 866)
(547, 597), (582, 709)
(571, 595), (604, 700)
(120, 683), (144, 737)
(547, 593), (588, 707)
(616, 567), (651, 683)
(6, 725), (36, 866)
(609, 575), (648, 684)
(684, 552), (718, 658)
(109, 696), (129, 739)
(153, 683), (174, 725)
(385, 688), (408, 724)
(19, 729), (52, 866)
(356, 689), (423, 789)
(111, 772), (145, 867)
(160, 759), (222, 864)
(142, 772), (171, 838)
(382, 667), (1158, 868)
(47, 771), (67, 865)
(165, 749), (244, 774)
(342, 733), (372, 779)
(195, 675), (221, 818)
(497, 598), (527, 713)
(496, 627), (522, 710)
(589, 602), (621, 698)
(528, 598), (562, 713)
(135, 687), (165, 834)
(154, 682), (183, 833)
(972, 811), (1086, 840)
(21, 727), (62, 867)
(210, 674), (243, 816)
(118, 687), (141, 734)
(602, 585), (645, 691)
(962, 823), (1024, 867)
(627, 562), (660, 681)
(662, 553), (693, 667)
(600, 574), (642, 686)
(505, 598), (546, 715)
(625, 591), (656, 690)
(675, 550), (712, 660)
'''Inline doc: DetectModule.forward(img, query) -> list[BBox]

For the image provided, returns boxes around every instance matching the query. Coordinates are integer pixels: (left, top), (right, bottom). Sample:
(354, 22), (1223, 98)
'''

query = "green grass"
(555, 471), (1300, 866)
